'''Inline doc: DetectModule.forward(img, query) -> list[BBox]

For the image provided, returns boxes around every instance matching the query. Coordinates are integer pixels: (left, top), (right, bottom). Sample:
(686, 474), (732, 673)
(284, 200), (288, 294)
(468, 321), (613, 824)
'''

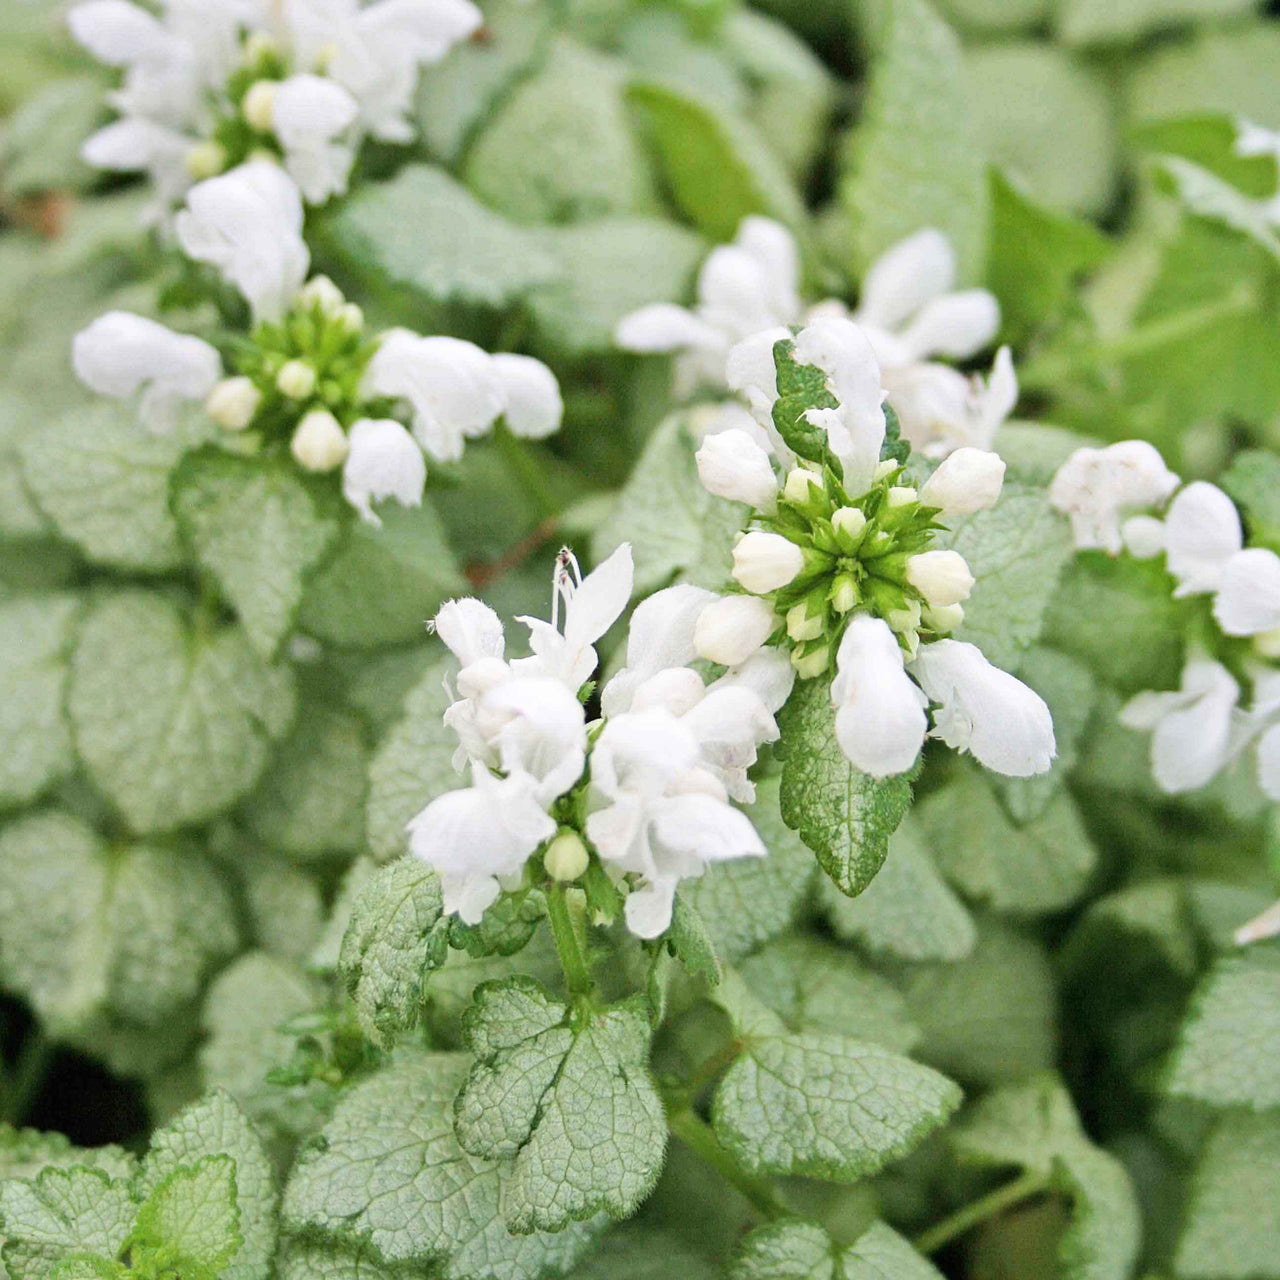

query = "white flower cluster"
(694, 314), (1055, 781)
(71, 161), (561, 524)
(615, 217), (1016, 458)
(1050, 440), (1280, 800)
(408, 544), (792, 939)
(69, 0), (480, 217)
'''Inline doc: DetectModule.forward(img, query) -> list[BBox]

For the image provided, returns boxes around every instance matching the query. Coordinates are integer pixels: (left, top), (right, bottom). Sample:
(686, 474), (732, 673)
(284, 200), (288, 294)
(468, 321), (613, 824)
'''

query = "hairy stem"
(545, 883), (593, 997)
(666, 1107), (788, 1221)
(912, 1170), (1051, 1255)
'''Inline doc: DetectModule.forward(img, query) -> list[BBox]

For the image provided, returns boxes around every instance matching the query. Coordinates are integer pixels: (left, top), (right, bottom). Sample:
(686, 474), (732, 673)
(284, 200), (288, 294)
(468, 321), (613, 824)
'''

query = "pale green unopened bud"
(314, 39), (340, 73)
(277, 359), (317, 400)
(337, 302), (364, 332)
(545, 830), (589, 882)
(242, 79), (277, 132)
(924, 602), (965, 633)
(905, 549), (974, 608)
(185, 139), (226, 180)
(786, 601), (824, 643)
(791, 644), (829, 679)
(886, 598), (922, 635)
(784, 467), (822, 505)
(291, 409), (348, 472)
(831, 506), (867, 551)
(732, 530), (804, 594)
(830, 574), (859, 614)
(1254, 626), (1280, 659)
(886, 485), (917, 508)
(874, 459), (899, 481)
(205, 376), (261, 431)
(298, 275), (346, 315)
(243, 31), (278, 65)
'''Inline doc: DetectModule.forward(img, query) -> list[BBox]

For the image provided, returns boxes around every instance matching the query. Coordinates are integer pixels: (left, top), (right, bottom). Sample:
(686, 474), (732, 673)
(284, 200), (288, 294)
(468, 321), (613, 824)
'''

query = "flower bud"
(185, 140), (226, 180)
(1120, 515), (1165, 560)
(874, 459), (899, 481)
(1254, 627), (1280, 659)
(694, 595), (777, 666)
(791, 644), (830, 679)
(905, 550), (974, 607)
(205, 376), (261, 431)
(276, 359), (317, 400)
(924, 602), (964, 633)
(337, 302), (364, 332)
(786, 601), (824, 643)
(731, 531), (804, 594)
(831, 506), (867, 551)
(298, 275), (345, 315)
(885, 598), (922, 636)
(784, 466), (823, 505)
(243, 31), (278, 66)
(695, 428), (778, 510)
(830, 574), (859, 615)
(291, 409), (348, 472)
(886, 485), (917, 508)
(242, 79), (278, 132)
(919, 447), (1006, 516)
(545, 830), (590, 882)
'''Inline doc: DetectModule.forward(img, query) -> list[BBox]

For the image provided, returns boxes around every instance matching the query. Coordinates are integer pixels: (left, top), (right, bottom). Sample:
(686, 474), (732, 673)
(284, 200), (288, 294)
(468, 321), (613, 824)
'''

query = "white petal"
(735, 216), (802, 323)
(897, 289), (1000, 362)
(909, 640), (1056, 777)
(695, 427), (778, 509)
(81, 116), (188, 171)
(480, 676), (587, 806)
(831, 615), (927, 777)
(693, 595), (777, 667)
(698, 244), (786, 338)
(341, 417), (425, 524)
(731, 530), (804, 594)
(1121, 515), (1166, 559)
(434, 597), (505, 667)
(68, 0), (175, 63)
(492, 353), (563, 440)
(855, 228), (956, 332)
(649, 792), (765, 863)
(1165, 482), (1243, 596)
(1256, 722), (1280, 801)
(974, 346), (1018, 446)
(726, 325), (792, 409)
(273, 74), (359, 203)
(1214, 547), (1280, 636)
(1049, 441), (1180, 555)
(615, 304), (724, 354)
(918, 447), (1005, 516)
(565, 543), (634, 653)
(624, 879), (678, 939)
(708, 647), (795, 714)
(629, 667), (707, 716)
(357, 0), (482, 63)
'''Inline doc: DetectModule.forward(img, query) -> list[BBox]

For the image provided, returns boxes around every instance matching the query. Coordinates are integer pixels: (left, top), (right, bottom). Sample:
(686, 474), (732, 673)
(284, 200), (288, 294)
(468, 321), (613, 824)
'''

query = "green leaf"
(69, 591), (296, 833)
(1175, 1111), (1280, 1280)
(679, 774), (816, 964)
(776, 673), (914, 897)
(0, 812), (238, 1032)
(324, 164), (557, 308)
(0, 1127), (134, 1185)
(455, 978), (667, 1232)
(338, 859), (449, 1048)
(668, 892), (723, 985)
(21, 403), (212, 573)
(131, 1155), (242, 1275)
(903, 918), (1058, 1087)
(950, 1074), (1141, 1280)
(732, 1218), (945, 1279)
(464, 37), (657, 225)
(241, 703), (369, 859)
(282, 1048), (603, 1277)
(235, 855), (325, 966)
(711, 975), (960, 1182)
(739, 935), (919, 1052)
(1163, 945), (1280, 1110)
(818, 815), (976, 963)
(985, 170), (1111, 342)
(47, 1256), (123, 1279)
(526, 216), (705, 354)
(297, 500), (464, 649)
(625, 78), (809, 242)
(0, 389), (54, 538)
(563, 1222), (722, 1279)
(0, 1167), (136, 1280)
(1220, 447), (1280, 547)
(366, 655), (464, 861)
(1129, 113), (1278, 197)
(592, 411), (745, 595)
(1156, 154), (1280, 263)
(171, 449), (340, 660)
(840, 0), (987, 282)
(1058, 0), (1253, 45)
(920, 770), (1097, 915)
(0, 75), (102, 196)
(277, 1237), (424, 1279)
(933, 483), (1075, 676)
(0, 592), (79, 807)
(137, 1089), (278, 1280)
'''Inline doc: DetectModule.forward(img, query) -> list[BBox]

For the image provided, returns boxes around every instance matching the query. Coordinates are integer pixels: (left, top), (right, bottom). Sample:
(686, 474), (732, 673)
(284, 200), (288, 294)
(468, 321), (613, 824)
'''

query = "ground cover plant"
(0, 0), (1279, 1277)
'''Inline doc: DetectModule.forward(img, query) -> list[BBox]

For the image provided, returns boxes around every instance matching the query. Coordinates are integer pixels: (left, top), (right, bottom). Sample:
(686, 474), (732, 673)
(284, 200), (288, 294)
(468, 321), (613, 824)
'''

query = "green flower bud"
(545, 830), (590, 883)
(786, 600), (824, 642)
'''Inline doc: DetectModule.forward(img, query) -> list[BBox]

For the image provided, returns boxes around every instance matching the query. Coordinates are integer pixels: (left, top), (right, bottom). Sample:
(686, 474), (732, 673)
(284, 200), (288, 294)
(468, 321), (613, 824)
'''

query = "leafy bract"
(171, 449), (340, 660)
(455, 978), (667, 1232)
(1163, 945), (1280, 1110)
(711, 975), (960, 1181)
(69, 592), (295, 833)
(338, 858), (449, 1048)
(282, 1048), (602, 1278)
(0, 592), (79, 807)
(130, 1155), (242, 1276)
(950, 1074), (1141, 1280)
(732, 1218), (945, 1279)
(776, 674), (914, 897)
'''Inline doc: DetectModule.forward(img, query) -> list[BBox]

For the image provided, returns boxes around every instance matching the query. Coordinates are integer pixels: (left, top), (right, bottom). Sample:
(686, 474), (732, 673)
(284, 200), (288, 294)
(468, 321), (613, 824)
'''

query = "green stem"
(2, 1025), (52, 1125)
(666, 1108), (789, 1221)
(496, 422), (559, 522)
(912, 1170), (1051, 1256)
(1018, 286), (1258, 392)
(545, 883), (593, 997)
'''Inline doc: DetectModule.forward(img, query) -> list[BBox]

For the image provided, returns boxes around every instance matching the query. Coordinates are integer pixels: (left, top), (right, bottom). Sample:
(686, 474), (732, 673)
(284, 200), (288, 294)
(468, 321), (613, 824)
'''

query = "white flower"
(731, 530), (804, 594)
(80, 117), (195, 221)
(1215, 547), (1280, 637)
(886, 347), (1018, 457)
(492, 353), (564, 440)
(918, 447), (1005, 516)
(830, 615), (928, 777)
(615, 215), (801, 397)
(72, 311), (221, 431)
(175, 161), (310, 322)
(1163, 482), (1243, 596)
(514, 544), (634, 692)
(1119, 658), (1240, 793)
(342, 417), (426, 524)
(290, 408), (349, 471)
(693, 595), (777, 667)
(434, 596), (505, 669)
(1049, 440), (1181, 554)
(695, 427), (778, 510)
(408, 763), (556, 923)
(270, 73), (359, 204)
(361, 331), (504, 463)
(904, 550), (975, 608)
(909, 640), (1055, 777)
